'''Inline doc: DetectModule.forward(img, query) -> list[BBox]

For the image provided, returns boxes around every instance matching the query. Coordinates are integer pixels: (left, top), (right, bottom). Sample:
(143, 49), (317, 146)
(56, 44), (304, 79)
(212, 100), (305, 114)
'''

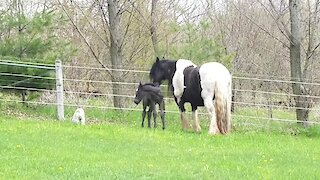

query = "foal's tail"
(215, 80), (232, 134)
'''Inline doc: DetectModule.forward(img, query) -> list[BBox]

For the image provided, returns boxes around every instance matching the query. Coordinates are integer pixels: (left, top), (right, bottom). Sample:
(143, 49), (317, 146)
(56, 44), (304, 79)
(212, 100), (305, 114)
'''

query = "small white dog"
(72, 107), (85, 125)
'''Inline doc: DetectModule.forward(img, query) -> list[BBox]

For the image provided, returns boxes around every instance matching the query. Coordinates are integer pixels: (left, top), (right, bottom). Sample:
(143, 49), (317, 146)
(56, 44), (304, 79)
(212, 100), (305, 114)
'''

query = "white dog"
(72, 107), (85, 125)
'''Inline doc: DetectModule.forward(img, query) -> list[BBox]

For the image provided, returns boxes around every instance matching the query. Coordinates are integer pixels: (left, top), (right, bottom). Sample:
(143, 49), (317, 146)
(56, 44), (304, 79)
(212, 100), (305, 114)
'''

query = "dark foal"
(134, 82), (165, 129)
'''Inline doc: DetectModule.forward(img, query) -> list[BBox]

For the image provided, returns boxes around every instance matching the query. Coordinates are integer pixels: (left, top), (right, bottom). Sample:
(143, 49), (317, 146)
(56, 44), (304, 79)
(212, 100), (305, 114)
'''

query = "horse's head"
(149, 57), (176, 85)
(134, 82), (144, 104)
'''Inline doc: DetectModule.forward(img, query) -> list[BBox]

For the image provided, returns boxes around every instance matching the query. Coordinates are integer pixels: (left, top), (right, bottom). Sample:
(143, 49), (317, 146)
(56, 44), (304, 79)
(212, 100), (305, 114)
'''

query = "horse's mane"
(149, 58), (177, 95)
(149, 61), (159, 79)
(149, 58), (176, 79)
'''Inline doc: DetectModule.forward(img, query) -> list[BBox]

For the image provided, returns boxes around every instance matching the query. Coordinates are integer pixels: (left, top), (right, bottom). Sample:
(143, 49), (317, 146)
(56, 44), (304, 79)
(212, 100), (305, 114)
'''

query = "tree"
(0, 1), (72, 103)
(163, 20), (234, 67)
(207, 0), (320, 124)
(289, 0), (308, 126)
(107, 0), (125, 108)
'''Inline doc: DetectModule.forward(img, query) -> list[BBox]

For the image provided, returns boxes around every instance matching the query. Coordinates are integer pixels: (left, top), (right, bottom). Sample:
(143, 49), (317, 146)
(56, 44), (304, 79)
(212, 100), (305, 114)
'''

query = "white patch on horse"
(72, 108), (86, 125)
(199, 62), (232, 134)
(172, 59), (196, 103)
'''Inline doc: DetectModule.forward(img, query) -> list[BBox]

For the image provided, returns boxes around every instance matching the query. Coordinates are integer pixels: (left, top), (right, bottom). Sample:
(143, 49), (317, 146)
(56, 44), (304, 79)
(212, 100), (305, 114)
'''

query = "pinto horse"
(149, 58), (232, 135)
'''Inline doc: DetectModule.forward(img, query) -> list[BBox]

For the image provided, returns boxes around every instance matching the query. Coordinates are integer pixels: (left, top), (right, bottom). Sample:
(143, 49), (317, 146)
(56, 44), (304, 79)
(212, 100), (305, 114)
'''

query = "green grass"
(1, 114), (320, 179)
(1, 93), (320, 179)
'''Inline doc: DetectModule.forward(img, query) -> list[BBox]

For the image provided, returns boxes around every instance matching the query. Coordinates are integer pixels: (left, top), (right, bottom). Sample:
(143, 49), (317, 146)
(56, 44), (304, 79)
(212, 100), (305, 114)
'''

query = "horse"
(72, 107), (86, 125)
(149, 57), (232, 135)
(134, 82), (166, 129)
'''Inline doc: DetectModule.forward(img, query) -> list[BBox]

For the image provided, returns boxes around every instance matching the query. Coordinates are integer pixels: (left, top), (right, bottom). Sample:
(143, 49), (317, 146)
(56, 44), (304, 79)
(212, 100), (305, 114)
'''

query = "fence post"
(55, 59), (64, 120)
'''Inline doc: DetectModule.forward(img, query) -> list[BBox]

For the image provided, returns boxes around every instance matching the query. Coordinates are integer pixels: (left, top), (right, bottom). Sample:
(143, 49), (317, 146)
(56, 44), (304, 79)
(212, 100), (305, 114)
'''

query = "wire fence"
(1, 59), (320, 126)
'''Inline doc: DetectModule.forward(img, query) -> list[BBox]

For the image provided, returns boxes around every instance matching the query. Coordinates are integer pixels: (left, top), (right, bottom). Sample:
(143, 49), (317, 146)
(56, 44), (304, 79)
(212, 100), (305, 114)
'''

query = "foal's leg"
(179, 101), (189, 130)
(160, 100), (165, 130)
(147, 106), (152, 128)
(191, 105), (201, 133)
(151, 103), (157, 128)
(141, 105), (147, 128)
(203, 96), (220, 135)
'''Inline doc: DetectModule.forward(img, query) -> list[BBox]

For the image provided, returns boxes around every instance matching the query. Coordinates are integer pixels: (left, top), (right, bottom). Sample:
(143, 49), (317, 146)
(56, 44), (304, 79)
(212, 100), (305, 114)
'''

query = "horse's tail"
(215, 80), (231, 134)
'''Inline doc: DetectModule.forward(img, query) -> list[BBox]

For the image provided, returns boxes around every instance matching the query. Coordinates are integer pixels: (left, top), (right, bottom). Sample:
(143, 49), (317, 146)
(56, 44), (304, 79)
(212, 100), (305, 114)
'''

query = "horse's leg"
(151, 103), (157, 128)
(160, 100), (165, 130)
(203, 96), (220, 135)
(191, 105), (201, 133)
(141, 105), (147, 128)
(147, 106), (152, 128)
(179, 101), (189, 130)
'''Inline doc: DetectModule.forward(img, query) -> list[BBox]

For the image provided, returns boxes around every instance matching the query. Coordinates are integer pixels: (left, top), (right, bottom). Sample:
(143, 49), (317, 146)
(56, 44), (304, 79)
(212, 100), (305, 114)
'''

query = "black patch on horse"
(180, 66), (204, 108)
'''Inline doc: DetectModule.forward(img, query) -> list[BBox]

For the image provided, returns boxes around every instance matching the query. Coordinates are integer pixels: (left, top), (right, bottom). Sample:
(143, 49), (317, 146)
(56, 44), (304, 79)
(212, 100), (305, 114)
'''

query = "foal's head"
(149, 57), (176, 85)
(134, 82), (145, 105)
(134, 82), (162, 105)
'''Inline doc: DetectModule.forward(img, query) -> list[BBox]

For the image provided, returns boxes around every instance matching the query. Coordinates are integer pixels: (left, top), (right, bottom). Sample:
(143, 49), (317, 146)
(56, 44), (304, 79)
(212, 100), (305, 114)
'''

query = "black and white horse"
(134, 82), (166, 129)
(149, 58), (231, 135)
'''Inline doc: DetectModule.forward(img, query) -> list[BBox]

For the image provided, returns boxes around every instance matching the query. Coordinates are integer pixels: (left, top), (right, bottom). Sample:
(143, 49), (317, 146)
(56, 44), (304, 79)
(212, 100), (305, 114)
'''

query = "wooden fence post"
(55, 59), (64, 120)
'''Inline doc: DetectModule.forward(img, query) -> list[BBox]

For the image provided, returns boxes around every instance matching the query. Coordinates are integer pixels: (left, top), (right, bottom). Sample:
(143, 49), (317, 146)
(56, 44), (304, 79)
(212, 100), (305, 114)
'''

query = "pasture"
(0, 102), (320, 179)
(1, 1), (320, 179)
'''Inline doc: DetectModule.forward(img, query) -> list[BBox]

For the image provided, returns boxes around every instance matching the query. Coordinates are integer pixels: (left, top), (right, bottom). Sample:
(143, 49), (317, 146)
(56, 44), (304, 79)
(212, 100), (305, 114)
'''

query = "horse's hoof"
(182, 124), (189, 131)
(208, 129), (220, 135)
(193, 125), (201, 133)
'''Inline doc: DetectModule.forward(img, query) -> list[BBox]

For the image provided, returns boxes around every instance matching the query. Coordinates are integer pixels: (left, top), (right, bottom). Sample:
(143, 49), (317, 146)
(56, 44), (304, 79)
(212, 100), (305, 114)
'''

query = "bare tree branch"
(258, 0), (292, 43)
(57, 0), (112, 76)
(231, 1), (290, 49)
(119, 8), (132, 50)
(96, 0), (111, 44)
(127, 0), (150, 27)
(73, 0), (110, 47)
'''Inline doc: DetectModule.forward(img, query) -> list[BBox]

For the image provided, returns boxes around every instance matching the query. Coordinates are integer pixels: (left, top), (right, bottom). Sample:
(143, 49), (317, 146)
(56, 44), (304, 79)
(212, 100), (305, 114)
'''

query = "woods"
(1, 0), (320, 125)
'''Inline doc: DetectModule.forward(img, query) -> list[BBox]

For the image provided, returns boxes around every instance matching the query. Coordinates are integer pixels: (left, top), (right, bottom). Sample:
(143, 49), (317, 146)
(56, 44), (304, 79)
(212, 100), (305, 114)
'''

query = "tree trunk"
(289, 0), (308, 126)
(150, 0), (160, 57)
(108, 0), (124, 108)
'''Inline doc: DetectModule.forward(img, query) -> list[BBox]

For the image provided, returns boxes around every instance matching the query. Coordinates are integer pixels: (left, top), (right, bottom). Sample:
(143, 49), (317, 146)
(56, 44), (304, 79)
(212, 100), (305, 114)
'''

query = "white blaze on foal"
(72, 108), (85, 125)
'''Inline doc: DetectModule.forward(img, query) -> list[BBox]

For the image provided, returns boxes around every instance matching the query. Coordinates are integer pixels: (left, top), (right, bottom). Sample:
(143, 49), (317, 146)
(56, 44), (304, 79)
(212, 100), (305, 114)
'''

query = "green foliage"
(0, 57), (55, 90)
(0, 8), (74, 99)
(162, 21), (234, 68)
(0, 10), (70, 60)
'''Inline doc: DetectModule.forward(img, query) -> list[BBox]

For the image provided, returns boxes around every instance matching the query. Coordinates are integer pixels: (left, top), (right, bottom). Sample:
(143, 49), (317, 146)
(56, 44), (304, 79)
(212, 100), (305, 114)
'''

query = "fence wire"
(1, 60), (320, 126)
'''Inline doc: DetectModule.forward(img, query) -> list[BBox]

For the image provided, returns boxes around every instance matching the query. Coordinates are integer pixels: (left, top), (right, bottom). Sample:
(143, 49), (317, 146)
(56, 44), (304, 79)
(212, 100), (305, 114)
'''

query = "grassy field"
(1, 111), (320, 179)
(1, 94), (320, 179)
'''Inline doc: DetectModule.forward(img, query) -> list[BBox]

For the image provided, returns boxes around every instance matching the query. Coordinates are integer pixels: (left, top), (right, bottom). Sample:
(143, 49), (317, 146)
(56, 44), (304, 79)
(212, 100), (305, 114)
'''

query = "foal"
(134, 82), (165, 129)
